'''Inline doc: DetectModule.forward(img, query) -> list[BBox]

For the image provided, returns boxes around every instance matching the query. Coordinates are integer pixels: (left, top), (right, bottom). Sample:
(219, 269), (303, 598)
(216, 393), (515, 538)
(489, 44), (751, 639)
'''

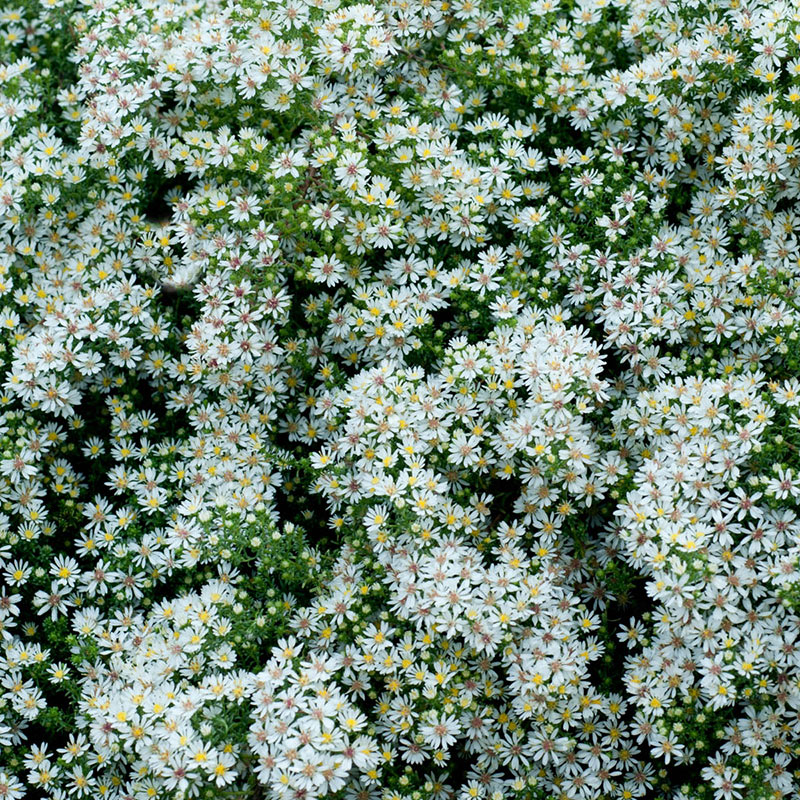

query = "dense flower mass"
(2, 0), (800, 798)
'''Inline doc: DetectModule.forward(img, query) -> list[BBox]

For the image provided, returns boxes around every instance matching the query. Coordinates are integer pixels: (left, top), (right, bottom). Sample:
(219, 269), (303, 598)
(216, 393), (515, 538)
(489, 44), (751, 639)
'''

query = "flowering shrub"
(2, 0), (800, 798)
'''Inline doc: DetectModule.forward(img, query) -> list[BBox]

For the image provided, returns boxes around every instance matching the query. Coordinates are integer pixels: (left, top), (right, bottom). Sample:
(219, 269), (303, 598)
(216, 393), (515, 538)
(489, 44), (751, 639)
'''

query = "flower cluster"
(2, 0), (800, 799)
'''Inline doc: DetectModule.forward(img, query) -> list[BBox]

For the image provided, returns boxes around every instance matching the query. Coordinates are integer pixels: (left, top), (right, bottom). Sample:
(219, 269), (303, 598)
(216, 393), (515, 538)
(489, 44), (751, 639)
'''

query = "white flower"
(420, 713), (461, 749)
(271, 149), (308, 178)
(309, 254), (346, 286)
